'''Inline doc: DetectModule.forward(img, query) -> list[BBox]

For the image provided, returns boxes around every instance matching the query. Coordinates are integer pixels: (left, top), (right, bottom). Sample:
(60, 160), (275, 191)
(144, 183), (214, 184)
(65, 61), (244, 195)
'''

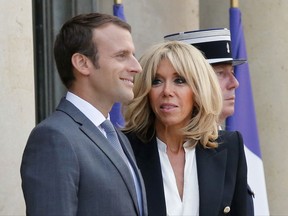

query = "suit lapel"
(117, 130), (148, 216)
(56, 98), (140, 213)
(134, 136), (167, 216)
(81, 124), (140, 213)
(196, 144), (227, 216)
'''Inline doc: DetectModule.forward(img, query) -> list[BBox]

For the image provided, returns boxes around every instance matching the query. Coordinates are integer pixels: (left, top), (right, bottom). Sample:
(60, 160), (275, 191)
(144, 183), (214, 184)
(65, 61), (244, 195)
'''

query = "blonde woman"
(123, 41), (250, 216)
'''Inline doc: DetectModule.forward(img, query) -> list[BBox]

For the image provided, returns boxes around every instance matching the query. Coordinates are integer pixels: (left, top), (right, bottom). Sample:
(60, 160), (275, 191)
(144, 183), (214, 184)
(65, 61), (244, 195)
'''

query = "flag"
(113, 2), (126, 21)
(110, 1), (126, 127)
(226, 5), (270, 215)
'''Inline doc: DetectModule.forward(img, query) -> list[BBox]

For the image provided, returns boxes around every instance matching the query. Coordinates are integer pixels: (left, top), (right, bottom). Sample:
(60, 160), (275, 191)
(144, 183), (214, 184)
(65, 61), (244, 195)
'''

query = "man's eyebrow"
(114, 49), (130, 55)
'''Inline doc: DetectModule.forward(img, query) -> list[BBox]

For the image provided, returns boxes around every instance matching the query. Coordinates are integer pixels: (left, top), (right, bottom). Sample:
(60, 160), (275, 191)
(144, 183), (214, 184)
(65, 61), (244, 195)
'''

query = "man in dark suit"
(21, 13), (147, 216)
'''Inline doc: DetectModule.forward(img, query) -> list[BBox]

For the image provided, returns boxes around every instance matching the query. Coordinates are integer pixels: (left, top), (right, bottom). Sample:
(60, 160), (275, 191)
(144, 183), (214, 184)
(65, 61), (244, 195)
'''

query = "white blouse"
(157, 138), (199, 216)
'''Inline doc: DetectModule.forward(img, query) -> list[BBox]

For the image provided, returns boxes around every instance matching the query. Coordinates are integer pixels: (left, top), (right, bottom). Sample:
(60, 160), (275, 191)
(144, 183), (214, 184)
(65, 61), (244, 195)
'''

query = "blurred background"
(1, 0), (287, 215)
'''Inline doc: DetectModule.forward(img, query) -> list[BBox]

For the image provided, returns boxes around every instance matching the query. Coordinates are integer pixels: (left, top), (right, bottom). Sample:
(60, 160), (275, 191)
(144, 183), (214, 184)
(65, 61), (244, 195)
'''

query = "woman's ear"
(71, 53), (90, 75)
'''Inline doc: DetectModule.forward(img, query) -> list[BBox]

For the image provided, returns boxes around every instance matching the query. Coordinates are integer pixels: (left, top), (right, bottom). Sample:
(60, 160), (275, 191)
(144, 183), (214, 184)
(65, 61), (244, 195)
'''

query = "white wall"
(0, 0), (34, 215)
(102, 0), (198, 58)
(124, 0), (199, 57)
(100, 0), (199, 56)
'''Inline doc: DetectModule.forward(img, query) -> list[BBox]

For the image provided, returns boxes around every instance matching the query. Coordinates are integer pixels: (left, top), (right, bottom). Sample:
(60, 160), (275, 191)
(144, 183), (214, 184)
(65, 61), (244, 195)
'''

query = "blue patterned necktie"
(101, 120), (143, 216)
(101, 120), (128, 160)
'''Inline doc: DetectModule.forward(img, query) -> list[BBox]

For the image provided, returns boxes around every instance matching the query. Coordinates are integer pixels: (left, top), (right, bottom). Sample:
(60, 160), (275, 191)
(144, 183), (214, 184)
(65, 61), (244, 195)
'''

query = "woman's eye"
(175, 77), (186, 84)
(152, 78), (162, 86)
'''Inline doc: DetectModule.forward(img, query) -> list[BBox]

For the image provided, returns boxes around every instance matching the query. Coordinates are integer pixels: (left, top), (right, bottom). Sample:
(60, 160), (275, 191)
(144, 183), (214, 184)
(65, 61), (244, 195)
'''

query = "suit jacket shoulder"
(196, 130), (249, 215)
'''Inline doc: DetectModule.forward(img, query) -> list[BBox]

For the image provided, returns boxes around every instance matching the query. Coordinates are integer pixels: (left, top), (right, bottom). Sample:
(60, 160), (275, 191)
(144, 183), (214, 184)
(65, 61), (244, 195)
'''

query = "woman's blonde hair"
(123, 41), (222, 148)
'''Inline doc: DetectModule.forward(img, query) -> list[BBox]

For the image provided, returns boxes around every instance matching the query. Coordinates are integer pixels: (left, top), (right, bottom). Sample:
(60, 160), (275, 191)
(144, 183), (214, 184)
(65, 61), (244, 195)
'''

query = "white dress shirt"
(157, 138), (199, 216)
(66, 91), (106, 134)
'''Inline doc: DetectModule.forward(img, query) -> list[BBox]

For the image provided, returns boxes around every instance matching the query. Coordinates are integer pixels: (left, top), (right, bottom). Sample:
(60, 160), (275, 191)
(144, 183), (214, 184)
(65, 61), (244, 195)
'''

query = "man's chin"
(119, 92), (134, 104)
(220, 109), (234, 120)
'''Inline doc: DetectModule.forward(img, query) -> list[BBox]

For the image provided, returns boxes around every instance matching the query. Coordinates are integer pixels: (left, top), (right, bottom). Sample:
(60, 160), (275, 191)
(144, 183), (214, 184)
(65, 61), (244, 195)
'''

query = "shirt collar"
(66, 91), (108, 127)
(157, 137), (195, 153)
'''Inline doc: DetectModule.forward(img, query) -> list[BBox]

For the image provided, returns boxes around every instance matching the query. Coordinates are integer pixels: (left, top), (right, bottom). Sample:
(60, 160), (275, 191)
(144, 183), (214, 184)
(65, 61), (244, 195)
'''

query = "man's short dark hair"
(54, 13), (131, 88)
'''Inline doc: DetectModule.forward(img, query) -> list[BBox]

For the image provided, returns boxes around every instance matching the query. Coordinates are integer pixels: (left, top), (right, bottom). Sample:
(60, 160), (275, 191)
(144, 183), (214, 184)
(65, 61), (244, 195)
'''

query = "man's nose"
(129, 56), (142, 74)
(228, 73), (239, 89)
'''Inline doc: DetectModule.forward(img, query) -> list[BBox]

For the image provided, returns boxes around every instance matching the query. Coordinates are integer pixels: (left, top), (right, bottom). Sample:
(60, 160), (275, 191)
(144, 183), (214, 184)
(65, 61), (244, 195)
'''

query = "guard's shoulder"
(217, 130), (244, 150)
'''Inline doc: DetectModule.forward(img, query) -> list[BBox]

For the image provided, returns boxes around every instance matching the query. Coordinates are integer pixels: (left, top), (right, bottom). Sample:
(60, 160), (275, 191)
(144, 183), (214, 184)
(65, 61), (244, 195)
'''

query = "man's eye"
(216, 71), (224, 77)
(117, 53), (126, 58)
(115, 51), (129, 60)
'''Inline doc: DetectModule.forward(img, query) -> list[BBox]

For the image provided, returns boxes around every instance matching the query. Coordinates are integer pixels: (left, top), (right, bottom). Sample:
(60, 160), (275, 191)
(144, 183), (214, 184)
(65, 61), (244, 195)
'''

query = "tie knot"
(101, 120), (115, 133)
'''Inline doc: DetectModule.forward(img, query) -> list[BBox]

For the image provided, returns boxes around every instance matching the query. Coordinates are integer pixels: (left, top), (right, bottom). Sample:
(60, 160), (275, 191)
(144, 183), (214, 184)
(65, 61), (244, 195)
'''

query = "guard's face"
(212, 63), (239, 122)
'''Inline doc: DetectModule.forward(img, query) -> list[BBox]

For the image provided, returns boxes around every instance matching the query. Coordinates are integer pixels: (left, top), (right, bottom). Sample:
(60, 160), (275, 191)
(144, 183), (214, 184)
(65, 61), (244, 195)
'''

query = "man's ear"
(71, 53), (91, 75)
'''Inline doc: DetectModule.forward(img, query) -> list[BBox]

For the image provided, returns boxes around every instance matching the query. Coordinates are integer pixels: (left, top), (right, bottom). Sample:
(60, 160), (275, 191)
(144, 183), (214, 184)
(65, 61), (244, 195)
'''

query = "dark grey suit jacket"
(126, 130), (253, 216)
(21, 98), (147, 216)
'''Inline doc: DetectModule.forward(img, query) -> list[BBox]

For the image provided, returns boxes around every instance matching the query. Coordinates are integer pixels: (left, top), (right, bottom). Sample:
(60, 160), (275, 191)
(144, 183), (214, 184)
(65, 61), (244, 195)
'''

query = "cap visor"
(232, 59), (247, 66)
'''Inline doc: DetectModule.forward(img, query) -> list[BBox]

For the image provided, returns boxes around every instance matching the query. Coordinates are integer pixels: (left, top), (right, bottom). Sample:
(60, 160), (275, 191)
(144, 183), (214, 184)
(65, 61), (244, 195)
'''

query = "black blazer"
(126, 130), (252, 216)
